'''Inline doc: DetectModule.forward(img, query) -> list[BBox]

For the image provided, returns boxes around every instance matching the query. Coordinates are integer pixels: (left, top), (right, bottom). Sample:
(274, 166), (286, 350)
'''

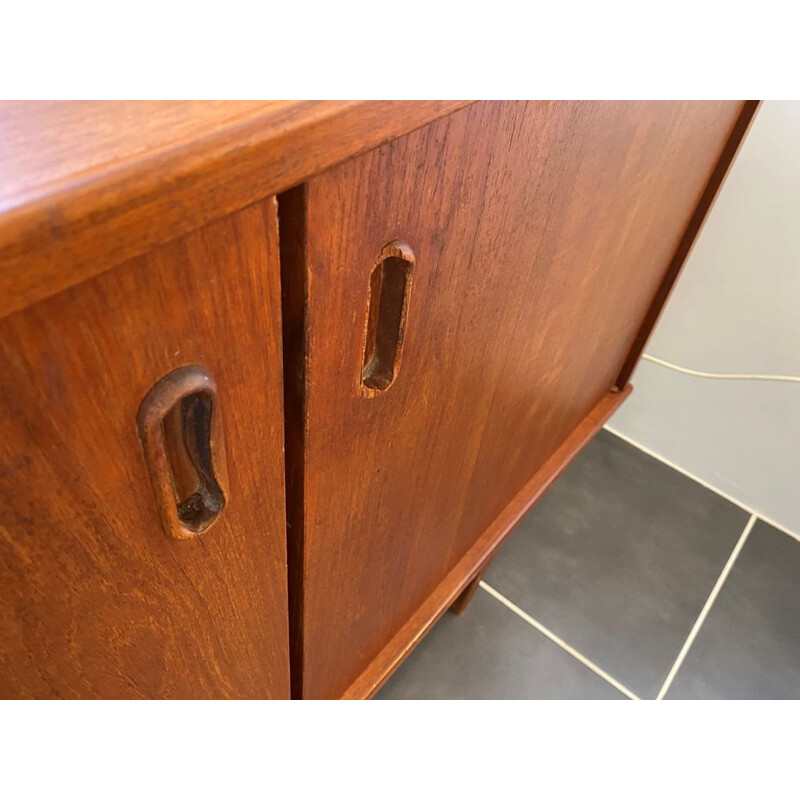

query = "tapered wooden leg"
(449, 564), (490, 615)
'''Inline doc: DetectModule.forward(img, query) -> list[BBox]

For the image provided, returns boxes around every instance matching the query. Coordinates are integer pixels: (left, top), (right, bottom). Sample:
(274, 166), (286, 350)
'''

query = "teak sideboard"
(0, 100), (757, 699)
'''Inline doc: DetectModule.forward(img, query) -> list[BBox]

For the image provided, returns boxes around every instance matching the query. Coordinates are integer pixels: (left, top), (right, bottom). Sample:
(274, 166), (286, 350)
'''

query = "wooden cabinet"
(0, 100), (757, 698)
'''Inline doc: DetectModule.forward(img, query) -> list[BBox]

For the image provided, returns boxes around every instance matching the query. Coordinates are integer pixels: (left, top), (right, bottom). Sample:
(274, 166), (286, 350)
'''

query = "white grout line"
(655, 513), (758, 700)
(479, 581), (641, 700)
(603, 424), (800, 544)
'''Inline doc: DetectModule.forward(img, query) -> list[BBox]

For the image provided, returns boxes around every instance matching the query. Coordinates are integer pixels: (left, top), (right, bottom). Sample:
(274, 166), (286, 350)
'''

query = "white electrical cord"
(642, 353), (800, 384)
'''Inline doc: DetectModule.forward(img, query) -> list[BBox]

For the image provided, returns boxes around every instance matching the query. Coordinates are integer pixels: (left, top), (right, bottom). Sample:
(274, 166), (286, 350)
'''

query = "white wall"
(607, 101), (800, 536)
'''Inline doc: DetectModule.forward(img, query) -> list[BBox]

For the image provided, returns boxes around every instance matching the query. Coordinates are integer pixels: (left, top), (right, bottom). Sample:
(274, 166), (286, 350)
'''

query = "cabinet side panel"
(301, 101), (745, 698)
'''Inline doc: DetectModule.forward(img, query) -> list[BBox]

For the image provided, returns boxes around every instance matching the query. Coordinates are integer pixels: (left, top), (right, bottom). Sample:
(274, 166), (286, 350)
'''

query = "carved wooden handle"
(137, 366), (228, 540)
(361, 240), (415, 395)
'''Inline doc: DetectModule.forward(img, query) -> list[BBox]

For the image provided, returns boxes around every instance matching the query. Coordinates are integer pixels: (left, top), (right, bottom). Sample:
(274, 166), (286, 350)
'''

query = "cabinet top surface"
(0, 100), (470, 318)
(0, 101), (291, 214)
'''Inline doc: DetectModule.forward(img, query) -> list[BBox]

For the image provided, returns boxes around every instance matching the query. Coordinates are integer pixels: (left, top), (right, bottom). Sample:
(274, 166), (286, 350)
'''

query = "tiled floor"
(378, 430), (800, 700)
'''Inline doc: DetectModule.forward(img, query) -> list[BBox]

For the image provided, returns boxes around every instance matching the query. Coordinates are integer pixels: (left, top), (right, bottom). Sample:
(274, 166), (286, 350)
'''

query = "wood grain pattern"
(614, 100), (761, 387)
(292, 100), (747, 699)
(342, 387), (630, 699)
(0, 200), (290, 699)
(0, 100), (472, 318)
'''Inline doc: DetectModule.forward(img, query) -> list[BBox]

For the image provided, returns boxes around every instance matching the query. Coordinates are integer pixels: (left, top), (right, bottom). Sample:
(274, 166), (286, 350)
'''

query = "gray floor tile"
(377, 588), (625, 699)
(667, 521), (800, 699)
(484, 430), (750, 698)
